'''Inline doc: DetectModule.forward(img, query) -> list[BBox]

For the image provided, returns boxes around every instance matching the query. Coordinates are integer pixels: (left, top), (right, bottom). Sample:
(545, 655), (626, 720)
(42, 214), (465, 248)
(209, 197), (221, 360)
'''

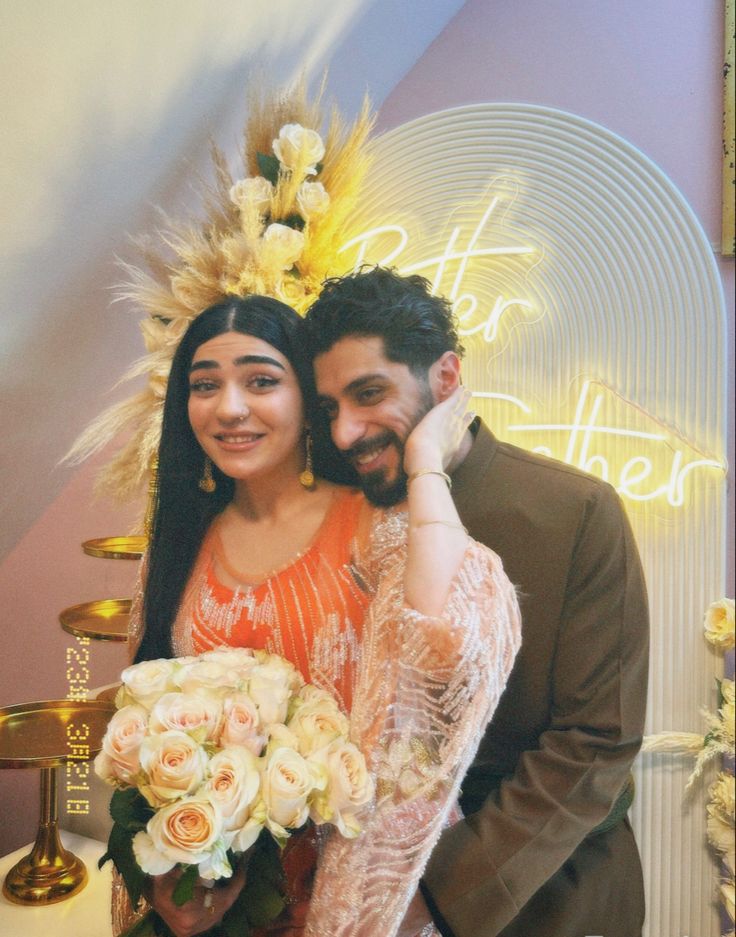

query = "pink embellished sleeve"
(306, 512), (521, 937)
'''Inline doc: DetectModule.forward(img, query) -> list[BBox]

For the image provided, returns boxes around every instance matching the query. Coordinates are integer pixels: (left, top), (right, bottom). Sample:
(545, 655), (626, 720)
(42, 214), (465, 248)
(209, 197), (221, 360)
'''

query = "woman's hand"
(146, 862), (247, 937)
(403, 387), (473, 476)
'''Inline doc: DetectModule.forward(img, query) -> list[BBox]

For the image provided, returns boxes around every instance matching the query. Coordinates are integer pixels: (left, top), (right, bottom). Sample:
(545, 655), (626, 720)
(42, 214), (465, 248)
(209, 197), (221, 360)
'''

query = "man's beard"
(345, 387), (434, 508)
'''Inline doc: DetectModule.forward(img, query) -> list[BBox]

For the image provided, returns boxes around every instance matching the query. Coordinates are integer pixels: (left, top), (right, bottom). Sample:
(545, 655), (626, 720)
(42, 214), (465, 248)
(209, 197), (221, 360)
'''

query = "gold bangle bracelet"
(412, 519), (468, 534)
(406, 469), (452, 490)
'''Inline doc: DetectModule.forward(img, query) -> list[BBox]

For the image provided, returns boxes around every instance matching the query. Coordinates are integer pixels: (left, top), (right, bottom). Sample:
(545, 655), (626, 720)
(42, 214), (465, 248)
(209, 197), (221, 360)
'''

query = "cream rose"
(174, 658), (244, 696)
(229, 176), (274, 215)
(201, 746), (262, 850)
(296, 181), (330, 219)
(248, 653), (301, 725)
(139, 730), (208, 808)
(262, 747), (319, 836)
(704, 597), (735, 650)
(309, 740), (373, 838)
(149, 691), (222, 744)
(272, 123), (325, 176)
(200, 647), (258, 675)
(219, 693), (266, 755)
(261, 223), (304, 271)
(133, 796), (226, 877)
(287, 700), (349, 757)
(94, 704), (148, 785)
(117, 658), (179, 710)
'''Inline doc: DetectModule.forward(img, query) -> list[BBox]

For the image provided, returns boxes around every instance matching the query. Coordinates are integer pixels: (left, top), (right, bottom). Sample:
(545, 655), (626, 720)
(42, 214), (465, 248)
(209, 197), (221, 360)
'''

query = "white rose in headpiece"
(229, 176), (274, 215)
(261, 223), (305, 271)
(703, 597), (735, 650)
(296, 181), (330, 219)
(273, 123), (325, 176)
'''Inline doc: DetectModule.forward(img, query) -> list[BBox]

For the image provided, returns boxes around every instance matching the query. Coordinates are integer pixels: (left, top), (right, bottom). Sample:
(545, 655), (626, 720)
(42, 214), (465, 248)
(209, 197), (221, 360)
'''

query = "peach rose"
(139, 730), (208, 808)
(262, 747), (319, 837)
(309, 740), (373, 838)
(149, 691), (222, 744)
(94, 704), (148, 784)
(287, 700), (349, 757)
(219, 693), (266, 755)
(201, 746), (262, 853)
(133, 796), (227, 878)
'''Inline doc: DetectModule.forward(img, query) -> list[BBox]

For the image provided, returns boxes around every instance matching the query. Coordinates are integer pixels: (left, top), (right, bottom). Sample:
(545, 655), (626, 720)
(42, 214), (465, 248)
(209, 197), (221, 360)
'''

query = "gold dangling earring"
(299, 431), (316, 490)
(198, 456), (216, 493)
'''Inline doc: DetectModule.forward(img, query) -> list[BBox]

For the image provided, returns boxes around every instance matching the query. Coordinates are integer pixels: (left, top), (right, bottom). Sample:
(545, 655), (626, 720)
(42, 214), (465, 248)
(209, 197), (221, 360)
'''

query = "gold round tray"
(81, 535), (147, 559)
(59, 598), (131, 642)
(0, 699), (114, 905)
(0, 698), (115, 769)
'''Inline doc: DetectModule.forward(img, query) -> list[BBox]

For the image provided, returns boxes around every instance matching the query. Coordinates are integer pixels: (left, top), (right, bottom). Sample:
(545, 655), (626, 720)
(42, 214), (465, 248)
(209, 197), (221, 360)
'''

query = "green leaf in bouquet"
(172, 864), (199, 907)
(256, 152), (280, 185)
(241, 830), (286, 927)
(110, 787), (154, 831)
(244, 877), (286, 927)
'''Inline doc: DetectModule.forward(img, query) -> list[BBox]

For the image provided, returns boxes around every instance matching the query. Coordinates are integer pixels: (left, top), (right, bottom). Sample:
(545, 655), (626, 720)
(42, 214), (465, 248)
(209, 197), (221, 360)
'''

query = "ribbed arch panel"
(340, 104), (728, 937)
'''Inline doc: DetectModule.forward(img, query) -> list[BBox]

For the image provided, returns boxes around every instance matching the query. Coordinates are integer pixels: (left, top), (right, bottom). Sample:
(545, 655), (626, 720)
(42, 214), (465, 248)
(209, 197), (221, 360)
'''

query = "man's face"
(314, 335), (434, 506)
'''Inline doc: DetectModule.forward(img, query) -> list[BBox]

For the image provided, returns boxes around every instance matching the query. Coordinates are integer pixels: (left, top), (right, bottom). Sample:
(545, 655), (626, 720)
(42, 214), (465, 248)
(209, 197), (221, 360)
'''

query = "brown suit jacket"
(422, 422), (649, 937)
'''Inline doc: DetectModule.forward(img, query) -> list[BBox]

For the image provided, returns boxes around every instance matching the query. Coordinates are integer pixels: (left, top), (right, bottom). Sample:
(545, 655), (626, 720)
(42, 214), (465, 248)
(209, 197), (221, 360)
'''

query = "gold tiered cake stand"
(0, 698), (114, 903)
(58, 535), (147, 643)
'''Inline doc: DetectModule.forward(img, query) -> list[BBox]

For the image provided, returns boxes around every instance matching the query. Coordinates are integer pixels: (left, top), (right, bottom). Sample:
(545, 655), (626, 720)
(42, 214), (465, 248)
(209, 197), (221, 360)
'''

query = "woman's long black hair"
(134, 294), (355, 663)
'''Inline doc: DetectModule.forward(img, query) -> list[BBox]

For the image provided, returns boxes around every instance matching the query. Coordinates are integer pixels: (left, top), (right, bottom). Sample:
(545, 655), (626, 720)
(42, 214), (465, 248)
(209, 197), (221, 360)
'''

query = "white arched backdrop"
(337, 104), (728, 937)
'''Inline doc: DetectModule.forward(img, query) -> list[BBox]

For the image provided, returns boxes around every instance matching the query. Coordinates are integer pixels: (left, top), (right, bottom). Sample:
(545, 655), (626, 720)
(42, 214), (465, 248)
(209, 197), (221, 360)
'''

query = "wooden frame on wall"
(723, 0), (735, 256)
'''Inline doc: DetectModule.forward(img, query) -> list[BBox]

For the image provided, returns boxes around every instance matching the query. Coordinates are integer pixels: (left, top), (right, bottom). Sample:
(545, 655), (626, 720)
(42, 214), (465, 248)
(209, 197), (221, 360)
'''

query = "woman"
(116, 294), (520, 937)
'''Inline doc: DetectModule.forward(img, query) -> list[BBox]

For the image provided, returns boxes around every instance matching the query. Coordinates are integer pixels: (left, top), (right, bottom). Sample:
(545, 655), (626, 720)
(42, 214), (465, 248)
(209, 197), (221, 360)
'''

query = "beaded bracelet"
(406, 469), (452, 490)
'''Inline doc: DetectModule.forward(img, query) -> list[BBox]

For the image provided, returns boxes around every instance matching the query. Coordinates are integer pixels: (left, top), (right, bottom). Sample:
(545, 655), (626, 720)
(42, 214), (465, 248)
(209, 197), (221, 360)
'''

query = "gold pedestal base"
(2, 767), (88, 905)
(2, 846), (88, 905)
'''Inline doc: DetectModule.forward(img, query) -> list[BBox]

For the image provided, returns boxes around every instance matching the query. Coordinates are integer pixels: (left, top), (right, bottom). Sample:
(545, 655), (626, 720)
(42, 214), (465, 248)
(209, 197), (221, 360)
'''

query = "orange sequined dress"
(172, 488), (371, 712)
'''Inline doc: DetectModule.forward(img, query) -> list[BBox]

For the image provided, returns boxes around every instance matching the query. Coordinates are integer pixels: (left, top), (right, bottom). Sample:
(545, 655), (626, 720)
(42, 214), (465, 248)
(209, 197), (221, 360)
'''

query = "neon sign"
(478, 381), (725, 508)
(339, 184), (727, 509)
(339, 191), (537, 344)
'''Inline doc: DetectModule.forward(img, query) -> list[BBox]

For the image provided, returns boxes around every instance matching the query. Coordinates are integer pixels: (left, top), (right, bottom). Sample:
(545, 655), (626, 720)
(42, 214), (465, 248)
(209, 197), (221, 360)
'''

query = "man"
(303, 266), (649, 937)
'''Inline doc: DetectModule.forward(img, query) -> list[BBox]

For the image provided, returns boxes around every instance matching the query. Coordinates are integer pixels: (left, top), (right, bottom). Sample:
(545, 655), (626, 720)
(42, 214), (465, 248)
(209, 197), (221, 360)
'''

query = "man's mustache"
(343, 430), (400, 461)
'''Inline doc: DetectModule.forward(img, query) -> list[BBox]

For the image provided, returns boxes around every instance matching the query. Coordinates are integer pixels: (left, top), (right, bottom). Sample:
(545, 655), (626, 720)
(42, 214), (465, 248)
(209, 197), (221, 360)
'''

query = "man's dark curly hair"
(302, 266), (464, 375)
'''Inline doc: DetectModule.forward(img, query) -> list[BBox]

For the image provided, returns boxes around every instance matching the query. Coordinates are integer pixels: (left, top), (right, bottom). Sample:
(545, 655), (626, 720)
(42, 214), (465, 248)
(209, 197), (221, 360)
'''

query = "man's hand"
(146, 863), (247, 937)
(396, 888), (434, 937)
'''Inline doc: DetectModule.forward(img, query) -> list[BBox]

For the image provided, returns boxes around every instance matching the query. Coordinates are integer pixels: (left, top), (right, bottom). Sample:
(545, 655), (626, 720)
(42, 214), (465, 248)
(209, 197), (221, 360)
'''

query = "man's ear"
(429, 351), (462, 402)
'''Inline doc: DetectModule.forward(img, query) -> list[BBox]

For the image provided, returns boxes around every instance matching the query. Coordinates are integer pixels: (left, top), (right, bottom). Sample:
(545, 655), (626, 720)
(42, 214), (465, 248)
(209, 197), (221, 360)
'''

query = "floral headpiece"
(66, 80), (374, 502)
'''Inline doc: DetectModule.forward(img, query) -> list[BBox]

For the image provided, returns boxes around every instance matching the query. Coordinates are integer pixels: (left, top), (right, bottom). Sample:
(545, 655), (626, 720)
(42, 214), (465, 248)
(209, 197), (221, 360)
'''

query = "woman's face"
(187, 331), (305, 483)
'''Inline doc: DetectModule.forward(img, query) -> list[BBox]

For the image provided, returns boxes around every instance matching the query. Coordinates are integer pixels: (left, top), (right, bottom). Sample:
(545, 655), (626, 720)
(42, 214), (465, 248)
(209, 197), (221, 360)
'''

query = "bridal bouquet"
(95, 647), (373, 936)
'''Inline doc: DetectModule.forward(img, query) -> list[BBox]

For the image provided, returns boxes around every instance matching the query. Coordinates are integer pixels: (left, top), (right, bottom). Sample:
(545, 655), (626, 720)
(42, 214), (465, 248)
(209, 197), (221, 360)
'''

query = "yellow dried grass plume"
(64, 77), (375, 504)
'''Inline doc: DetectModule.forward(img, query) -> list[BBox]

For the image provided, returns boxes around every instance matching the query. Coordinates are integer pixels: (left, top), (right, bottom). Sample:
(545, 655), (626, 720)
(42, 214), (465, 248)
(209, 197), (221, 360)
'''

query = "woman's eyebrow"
(189, 354), (285, 373)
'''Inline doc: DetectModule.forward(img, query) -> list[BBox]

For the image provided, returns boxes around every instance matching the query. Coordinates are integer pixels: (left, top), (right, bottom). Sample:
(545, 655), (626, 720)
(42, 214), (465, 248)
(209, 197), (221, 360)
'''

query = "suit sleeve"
(421, 483), (649, 937)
